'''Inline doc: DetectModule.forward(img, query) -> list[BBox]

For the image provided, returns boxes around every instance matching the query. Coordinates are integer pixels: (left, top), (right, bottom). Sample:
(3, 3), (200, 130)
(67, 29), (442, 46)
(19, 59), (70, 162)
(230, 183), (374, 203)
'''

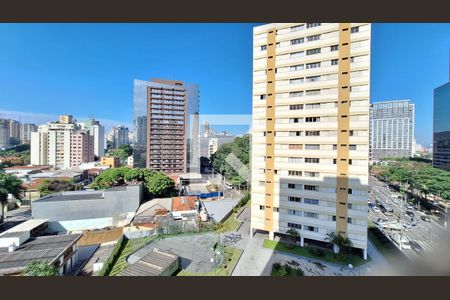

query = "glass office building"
(433, 82), (450, 171)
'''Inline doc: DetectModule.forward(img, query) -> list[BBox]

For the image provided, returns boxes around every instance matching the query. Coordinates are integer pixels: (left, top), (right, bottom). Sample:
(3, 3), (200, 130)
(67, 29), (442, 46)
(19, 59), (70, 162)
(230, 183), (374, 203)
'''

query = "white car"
(372, 206), (381, 213)
(385, 200), (392, 205)
(392, 198), (400, 204)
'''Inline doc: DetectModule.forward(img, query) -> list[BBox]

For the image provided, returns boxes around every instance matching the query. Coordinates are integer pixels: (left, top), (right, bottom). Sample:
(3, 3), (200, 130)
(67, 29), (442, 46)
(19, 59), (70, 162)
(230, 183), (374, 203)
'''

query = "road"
(369, 175), (449, 259)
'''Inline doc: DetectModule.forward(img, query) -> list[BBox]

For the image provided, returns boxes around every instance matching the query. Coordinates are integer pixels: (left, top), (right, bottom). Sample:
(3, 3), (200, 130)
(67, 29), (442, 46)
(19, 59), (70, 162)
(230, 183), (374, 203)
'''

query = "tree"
(144, 171), (175, 197)
(106, 145), (133, 165)
(24, 260), (59, 276)
(0, 173), (23, 223)
(286, 228), (300, 248)
(38, 179), (76, 197)
(325, 232), (353, 256)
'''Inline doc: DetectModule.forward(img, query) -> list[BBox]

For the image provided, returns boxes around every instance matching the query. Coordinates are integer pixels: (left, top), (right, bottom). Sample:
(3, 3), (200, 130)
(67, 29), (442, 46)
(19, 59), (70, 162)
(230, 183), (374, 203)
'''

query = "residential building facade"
(433, 82), (450, 171)
(21, 123), (37, 144)
(77, 118), (105, 158)
(70, 132), (95, 167)
(369, 100), (415, 162)
(251, 23), (371, 258)
(112, 125), (129, 149)
(132, 78), (200, 173)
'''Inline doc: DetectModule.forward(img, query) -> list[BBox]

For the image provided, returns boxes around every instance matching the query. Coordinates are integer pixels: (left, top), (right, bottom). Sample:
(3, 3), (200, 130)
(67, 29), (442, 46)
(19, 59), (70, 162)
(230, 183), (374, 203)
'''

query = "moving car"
(421, 215), (431, 222)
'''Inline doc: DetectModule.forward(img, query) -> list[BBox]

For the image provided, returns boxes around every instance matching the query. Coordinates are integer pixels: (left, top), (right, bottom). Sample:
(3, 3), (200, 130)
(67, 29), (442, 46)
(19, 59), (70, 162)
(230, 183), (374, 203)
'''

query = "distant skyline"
(1, 23), (449, 144)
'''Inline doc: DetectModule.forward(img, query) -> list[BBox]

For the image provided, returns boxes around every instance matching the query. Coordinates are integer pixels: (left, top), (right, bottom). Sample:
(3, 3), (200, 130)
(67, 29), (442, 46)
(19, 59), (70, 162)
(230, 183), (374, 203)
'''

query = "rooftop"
(172, 196), (197, 212)
(119, 249), (178, 276)
(0, 219), (48, 237)
(0, 233), (82, 274)
(33, 190), (104, 203)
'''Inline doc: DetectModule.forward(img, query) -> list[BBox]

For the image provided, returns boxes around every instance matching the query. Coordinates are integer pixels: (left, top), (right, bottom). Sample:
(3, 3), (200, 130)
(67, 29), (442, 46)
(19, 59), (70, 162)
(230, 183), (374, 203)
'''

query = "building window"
(290, 78), (304, 85)
(288, 170), (302, 176)
(290, 64), (304, 71)
(289, 91), (303, 98)
(260, 94), (266, 100)
(288, 209), (302, 216)
(305, 158), (319, 163)
(289, 131), (303, 137)
(330, 45), (339, 51)
(306, 23), (321, 28)
(307, 34), (320, 42)
(331, 59), (339, 66)
(290, 24), (305, 32)
(289, 104), (303, 110)
(289, 144), (303, 150)
(305, 144), (320, 150)
(306, 48), (321, 55)
(305, 117), (320, 122)
(288, 196), (302, 202)
(259, 205), (264, 210)
(349, 144), (357, 150)
(347, 218), (353, 224)
(304, 211), (319, 219)
(305, 75), (321, 83)
(290, 38), (305, 45)
(333, 159), (337, 164)
(304, 198), (319, 205)
(261, 45), (267, 51)
(306, 62), (321, 69)
(273, 207), (279, 212)
(288, 183), (297, 189)
(332, 215), (336, 221)
(348, 188), (353, 194)
(305, 103), (320, 109)
(351, 26), (360, 33)
(304, 185), (318, 191)
(289, 118), (300, 123)
(306, 226), (318, 232)
(288, 222), (302, 229)
(290, 51), (305, 58)
(305, 131), (320, 136)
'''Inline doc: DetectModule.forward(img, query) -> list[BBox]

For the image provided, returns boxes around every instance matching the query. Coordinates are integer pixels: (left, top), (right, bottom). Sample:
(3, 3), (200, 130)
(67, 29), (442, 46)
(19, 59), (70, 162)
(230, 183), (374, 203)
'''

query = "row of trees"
(371, 158), (450, 202)
(90, 167), (175, 198)
(210, 134), (250, 188)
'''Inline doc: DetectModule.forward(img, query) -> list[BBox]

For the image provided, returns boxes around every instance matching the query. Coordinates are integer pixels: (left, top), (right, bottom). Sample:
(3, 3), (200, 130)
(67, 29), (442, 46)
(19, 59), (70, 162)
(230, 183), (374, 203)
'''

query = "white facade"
(251, 23), (371, 252)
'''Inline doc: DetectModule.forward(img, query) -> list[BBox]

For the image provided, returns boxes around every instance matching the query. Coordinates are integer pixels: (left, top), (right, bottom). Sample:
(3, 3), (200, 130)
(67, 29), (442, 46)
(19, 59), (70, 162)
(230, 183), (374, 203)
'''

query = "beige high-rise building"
(251, 23), (371, 258)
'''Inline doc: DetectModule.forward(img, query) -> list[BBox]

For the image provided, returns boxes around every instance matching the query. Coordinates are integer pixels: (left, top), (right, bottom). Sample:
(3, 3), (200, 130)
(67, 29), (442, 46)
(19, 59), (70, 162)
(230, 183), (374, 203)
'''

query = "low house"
(3, 165), (51, 179)
(119, 249), (179, 276)
(31, 184), (144, 232)
(171, 196), (199, 219)
(133, 198), (173, 225)
(0, 219), (81, 276)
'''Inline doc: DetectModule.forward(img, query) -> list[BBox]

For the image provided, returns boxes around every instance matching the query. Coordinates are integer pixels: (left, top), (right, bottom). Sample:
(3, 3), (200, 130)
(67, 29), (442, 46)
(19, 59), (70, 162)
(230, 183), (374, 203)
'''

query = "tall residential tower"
(251, 23), (371, 258)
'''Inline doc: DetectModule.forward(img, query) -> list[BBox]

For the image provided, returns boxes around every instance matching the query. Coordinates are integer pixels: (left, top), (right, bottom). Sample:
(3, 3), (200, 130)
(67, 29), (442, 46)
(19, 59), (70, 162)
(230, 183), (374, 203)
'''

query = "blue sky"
(0, 23), (449, 145)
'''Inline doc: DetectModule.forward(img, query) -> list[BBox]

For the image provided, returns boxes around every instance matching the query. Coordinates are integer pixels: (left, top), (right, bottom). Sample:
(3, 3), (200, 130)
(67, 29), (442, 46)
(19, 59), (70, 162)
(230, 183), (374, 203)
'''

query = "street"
(369, 175), (449, 259)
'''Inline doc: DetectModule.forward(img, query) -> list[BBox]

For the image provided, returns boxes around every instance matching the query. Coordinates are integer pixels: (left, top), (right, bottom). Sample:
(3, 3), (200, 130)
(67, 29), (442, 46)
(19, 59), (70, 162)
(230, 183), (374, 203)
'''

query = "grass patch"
(214, 199), (250, 233)
(263, 239), (369, 267)
(367, 225), (408, 263)
(107, 235), (158, 276)
(271, 262), (304, 276)
(177, 247), (242, 276)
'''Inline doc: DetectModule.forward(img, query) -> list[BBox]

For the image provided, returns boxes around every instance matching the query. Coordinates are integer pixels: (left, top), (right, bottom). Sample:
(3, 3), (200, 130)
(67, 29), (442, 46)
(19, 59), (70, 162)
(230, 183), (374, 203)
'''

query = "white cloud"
(0, 109), (132, 131)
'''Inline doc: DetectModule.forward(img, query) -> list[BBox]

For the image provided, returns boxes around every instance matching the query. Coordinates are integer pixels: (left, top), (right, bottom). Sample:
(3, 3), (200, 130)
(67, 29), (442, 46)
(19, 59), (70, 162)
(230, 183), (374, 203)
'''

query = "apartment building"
(111, 125), (129, 149)
(77, 118), (105, 158)
(0, 118), (25, 148)
(21, 123), (37, 144)
(132, 78), (199, 173)
(433, 81), (450, 171)
(0, 119), (9, 149)
(31, 115), (95, 169)
(369, 100), (415, 162)
(251, 23), (371, 258)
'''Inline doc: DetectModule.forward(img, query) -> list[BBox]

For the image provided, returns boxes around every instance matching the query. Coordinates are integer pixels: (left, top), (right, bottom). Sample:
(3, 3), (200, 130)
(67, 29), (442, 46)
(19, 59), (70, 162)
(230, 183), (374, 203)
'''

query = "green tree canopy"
(38, 179), (77, 197)
(0, 173), (23, 223)
(24, 260), (59, 276)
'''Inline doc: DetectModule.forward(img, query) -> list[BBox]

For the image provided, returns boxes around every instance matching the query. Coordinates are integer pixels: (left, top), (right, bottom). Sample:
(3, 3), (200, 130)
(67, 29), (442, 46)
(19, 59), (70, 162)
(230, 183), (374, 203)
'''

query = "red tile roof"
(172, 196), (197, 212)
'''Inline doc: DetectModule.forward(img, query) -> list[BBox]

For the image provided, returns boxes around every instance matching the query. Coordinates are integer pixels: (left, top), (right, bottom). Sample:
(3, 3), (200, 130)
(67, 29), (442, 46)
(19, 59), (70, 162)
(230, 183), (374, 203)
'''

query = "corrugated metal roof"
(0, 219), (48, 236)
(119, 249), (178, 276)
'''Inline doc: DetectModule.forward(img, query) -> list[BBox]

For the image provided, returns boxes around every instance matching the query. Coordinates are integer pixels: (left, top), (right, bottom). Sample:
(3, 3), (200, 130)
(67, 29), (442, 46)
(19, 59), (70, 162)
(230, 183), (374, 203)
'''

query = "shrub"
(309, 247), (325, 257)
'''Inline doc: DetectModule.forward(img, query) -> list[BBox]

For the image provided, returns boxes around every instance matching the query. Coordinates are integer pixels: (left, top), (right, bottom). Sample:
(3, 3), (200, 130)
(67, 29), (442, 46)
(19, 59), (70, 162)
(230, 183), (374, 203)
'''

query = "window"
(331, 59), (339, 66)
(307, 34), (320, 42)
(288, 222), (302, 229)
(288, 209), (302, 216)
(259, 205), (264, 210)
(290, 64), (304, 71)
(333, 159), (337, 164)
(305, 117), (320, 122)
(288, 196), (302, 202)
(332, 216), (336, 221)
(305, 89), (321, 96)
(260, 94), (266, 100)
(289, 118), (300, 123)
(289, 91), (303, 97)
(306, 62), (321, 69)
(290, 24), (305, 32)
(290, 51), (305, 58)
(288, 183), (297, 189)
(330, 45), (339, 51)
(288, 170), (302, 176)
(348, 188), (353, 194)
(306, 75), (321, 82)
(305, 103), (320, 109)
(289, 131), (302, 136)
(304, 185), (318, 191)
(289, 104), (303, 110)
(306, 48), (321, 55)
(304, 171), (319, 177)
(306, 226), (318, 232)
(290, 78), (304, 85)
(304, 198), (320, 205)
(349, 130), (354, 136)
(261, 45), (267, 51)
(305, 158), (320, 163)
(349, 144), (357, 150)
(273, 207), (279, 212)
(289, 144), (303, 149)
(304, 211), (319, 219)
(305, 131), (320, 136)
(305, 144), (320, 150)
(288, 157), (303, 163)
(348, 203), (353, 209)
(290, 38), (304, 45)
(306, 23), (321, 28)
(349, 159), (353, 165)
(347, 218), (353, 224)
(351, 26), (359, 33)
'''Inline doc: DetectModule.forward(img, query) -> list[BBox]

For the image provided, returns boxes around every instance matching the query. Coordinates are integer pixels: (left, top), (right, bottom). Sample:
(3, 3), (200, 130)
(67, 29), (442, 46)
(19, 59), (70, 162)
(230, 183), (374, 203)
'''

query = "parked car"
(392, 198), (400, 204)
(421, 215), (431, 222)
(410, 240), (424, 253)
(405, 211), (415, 218)
(372, 206), (381, 213)
(403, 223), (412, 230)
(385, 200), (392, 205)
